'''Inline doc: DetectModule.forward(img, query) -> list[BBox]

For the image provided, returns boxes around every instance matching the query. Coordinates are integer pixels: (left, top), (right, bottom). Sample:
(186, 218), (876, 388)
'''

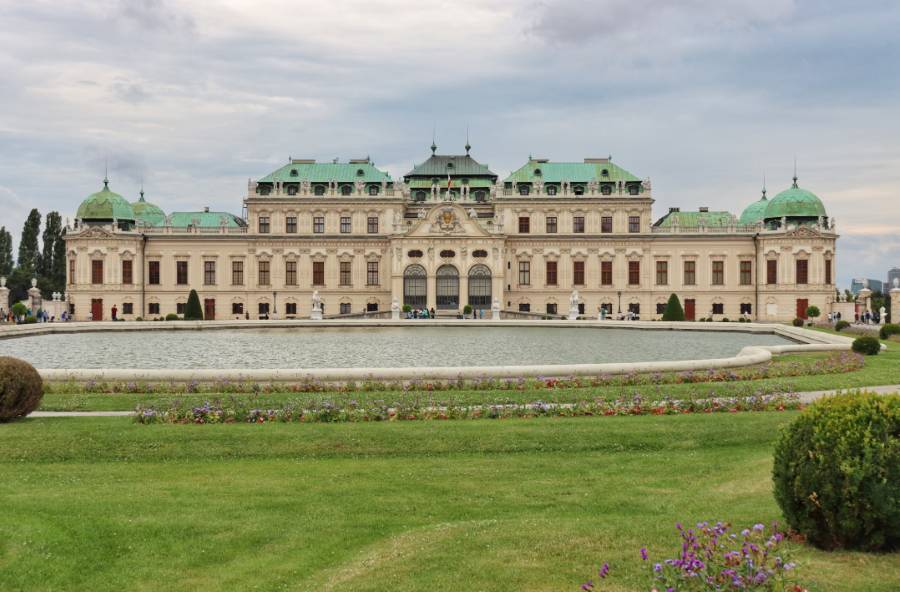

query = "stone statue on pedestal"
(28, 278), (42, 312)
(491, 297), (501, 320)
(568, 289), (580, 320)
(391, 297), (400, 320)
(880, 306), (887, 325)
(310, 290), (323, 320)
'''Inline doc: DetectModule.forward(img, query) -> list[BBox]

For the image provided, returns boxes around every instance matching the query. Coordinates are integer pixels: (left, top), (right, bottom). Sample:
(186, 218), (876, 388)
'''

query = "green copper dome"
(763, 179), (826, 221)
(77, 179), (135, 221)
(738, 189), (768, 225)
(132, 191), (166, 227)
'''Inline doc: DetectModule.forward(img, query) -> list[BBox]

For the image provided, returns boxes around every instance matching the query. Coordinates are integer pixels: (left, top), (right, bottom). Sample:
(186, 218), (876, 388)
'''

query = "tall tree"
(40, 211), (65, 293)
(0, 226), (13, 277)
(17, 209), (41, 272)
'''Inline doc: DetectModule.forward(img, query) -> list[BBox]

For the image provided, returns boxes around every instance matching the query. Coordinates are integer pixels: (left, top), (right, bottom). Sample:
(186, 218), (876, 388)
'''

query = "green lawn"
(38, 347), (900, 412)
(1, 413), (898, 591)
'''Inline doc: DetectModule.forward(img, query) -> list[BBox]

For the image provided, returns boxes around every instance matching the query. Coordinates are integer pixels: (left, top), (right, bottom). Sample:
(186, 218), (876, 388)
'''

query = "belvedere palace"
(64, 144), (838, 322)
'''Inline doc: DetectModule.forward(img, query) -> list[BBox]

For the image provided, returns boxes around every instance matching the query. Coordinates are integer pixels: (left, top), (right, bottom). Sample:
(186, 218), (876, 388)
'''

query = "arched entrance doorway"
(468, 264), (491, 309)
(436, 265), (459, 310)
(403, 264), (427, 309)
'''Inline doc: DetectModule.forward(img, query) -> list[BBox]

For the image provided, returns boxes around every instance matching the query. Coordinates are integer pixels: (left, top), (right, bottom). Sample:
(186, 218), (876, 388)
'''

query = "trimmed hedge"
(0, 357), (44, 422)
(852, 336), (881, 356)
(792, 317), (805, 327)
(879, 323), (900, 340)
(834, 320), (850, 332)
(773, 392), (899, 551)
(165, 313), (179, 321)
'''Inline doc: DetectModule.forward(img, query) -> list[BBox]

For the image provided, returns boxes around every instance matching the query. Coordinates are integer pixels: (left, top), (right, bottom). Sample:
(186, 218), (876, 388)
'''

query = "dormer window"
(474, 191), (486, 202)
(415, 191), (427, 201)
(573, 185), (585, 196)
(314, 185), (326, 196)
(287, 185), (298, 196)
(290, 168), (299, 177)
(447, 162), (454, 169)
(601, 169), (609, 177)
(341, 184), (352, 196)
(628, 184), (639, 195)
(259, 186), (271, 196)
(601, 185), (612, 195)
(356, 168), (365, 176)
(546, 185), (557, 196)
(534, 168), (542, 176)
(368, 185), (379, 196)
(519, 185), (530, 196)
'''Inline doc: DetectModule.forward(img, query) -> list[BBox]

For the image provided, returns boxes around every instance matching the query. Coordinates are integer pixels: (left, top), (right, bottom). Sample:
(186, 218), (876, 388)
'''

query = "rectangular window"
(232, 260), (244, 285)
(313, 216), (325, 233)
(176, 302), (186, 315)
(546, 216), (557, 233)
(339, 303), (352, 315)
(546, 303), (558, 315)
(122, 302), (133, 315)
(601, 216), (613, 233)
(69, 259), (76, 284)
(683, 261), (696, 286)
(258, 302), (269, 317)
(825, 259), (832, 285)
(122, 260), (132, 285)
(656, 260), (668, 285)
(740, 303), (752, 315)
(285, 216), (297, 234)
(148, 303), (160, 315)
(712, 303), (724, 315)
(285, 261), (297, 286)
(740, 260), (752, 285)
(232, 302), (244, 315)
(258, 261), (270, 286)
(367, 216), (379, 234)
(367, 302), (378, 312)
(601, 261), (613, 286)
(148, 261), (160, 285)
(367, 261), (379, 285)
(258, 216), (270, 234)
(712, 261), (724, 286)
(91, 260), (103, 284)
(628, 261), (640, 285)
(518, 303), (531, 312)
(796, 259), (808, 284)
(518, 216), (530, 233)
(285, 302), (297, 316)
(573, 261), (585, 285)
(767, 260), (777, 285)
(518, 261), (530, 286)
(656, 303), (666, 314)
(573, 216), (585, 233)
(628, 303), (640, 315)
(340, 261), (351, 286)
(340, 216), (351, 233)
(628, 216), (640, 233)
(176, 261), (188, 285)
(312, 261), (325, 286)
(545, 261), (558, 286)
(203, 261), (216, 285)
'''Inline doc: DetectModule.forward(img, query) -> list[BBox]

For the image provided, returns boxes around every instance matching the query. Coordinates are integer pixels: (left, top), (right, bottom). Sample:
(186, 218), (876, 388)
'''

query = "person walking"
(111, 304), (118, 321)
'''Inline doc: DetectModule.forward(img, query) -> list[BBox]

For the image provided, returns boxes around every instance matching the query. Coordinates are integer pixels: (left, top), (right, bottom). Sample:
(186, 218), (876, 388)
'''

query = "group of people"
(855, 310), (880, 324)
(0, 307), (69, 324)
(406, 307), (437, 319)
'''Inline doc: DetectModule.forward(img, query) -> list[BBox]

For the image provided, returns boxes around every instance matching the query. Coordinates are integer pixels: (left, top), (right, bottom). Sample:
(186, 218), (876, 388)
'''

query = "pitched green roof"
(167, 211), (245, 228)
(504, 160), (640, 184)
(258, 161), (391, 184)
(132, 192), (167, 227)
(738, 192), (768, 225)
(406, 178), (495, 189)
(405, 155), (496, 178)
(654, 210), (735, 228)
(77, 180), (135, 221)
(763, 181), (827, 220)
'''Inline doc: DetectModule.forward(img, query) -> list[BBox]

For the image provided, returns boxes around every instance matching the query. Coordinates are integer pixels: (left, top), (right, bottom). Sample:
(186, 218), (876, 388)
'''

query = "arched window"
(287, 185), (298, 196)
(415, 190), (427, 201)
(546, 185), (557, 196)
(601, 185), (612, 196)
(573, 185), (585, 196)
(519, 185), (530, 196)
(290, 168), (299, 177)
(314, 185), (326, 196)
(440, 249), (456, 258)
(474, 191), (486, 202)
(407, 249), (424, 258)
(258, 186), (271, 196)
(403, 264), (427, 309)
(341, 185), (352, 196)
(368, 185), (379, 196)
(472, 249), (488, 258)
(468, 264), (491, 309)
(436, 265), (459, 310)
(356, 168), (365, 176)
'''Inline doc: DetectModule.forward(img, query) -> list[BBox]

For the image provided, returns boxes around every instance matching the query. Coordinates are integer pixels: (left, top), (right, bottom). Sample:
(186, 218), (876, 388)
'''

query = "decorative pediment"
(405, 204), (493, 238)
(78, 226), (116, 239)
(782, 226), (822, 239)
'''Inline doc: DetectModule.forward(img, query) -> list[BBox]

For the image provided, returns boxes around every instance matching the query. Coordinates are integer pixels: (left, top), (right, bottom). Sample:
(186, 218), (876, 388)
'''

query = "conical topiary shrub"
(184, 289), (204, 320)
(661, 293), (685, 321)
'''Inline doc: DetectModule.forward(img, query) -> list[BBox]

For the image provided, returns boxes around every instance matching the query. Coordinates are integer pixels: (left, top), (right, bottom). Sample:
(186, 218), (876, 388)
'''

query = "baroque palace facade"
(65, 145), (838, 322)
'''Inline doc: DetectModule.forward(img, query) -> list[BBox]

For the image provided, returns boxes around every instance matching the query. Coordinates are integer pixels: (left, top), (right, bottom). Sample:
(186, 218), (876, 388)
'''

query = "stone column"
(857, 288), (872, 313)
(890, 281), (900, 324)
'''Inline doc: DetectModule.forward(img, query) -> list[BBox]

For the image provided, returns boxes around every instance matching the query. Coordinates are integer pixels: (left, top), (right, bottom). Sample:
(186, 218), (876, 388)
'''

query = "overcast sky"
(1, 0), (898, 286)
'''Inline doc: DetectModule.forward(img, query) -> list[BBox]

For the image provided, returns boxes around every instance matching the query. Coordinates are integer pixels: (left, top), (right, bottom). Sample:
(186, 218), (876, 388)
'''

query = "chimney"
(699, 207), (709, 213)
(203, 206), (210, 213)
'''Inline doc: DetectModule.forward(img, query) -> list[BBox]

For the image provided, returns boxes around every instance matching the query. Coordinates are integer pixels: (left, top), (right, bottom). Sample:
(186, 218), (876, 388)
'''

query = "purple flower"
(640, 547), (648, 561)
(580, 581), (593, 591)
(598, 562), (609, 579)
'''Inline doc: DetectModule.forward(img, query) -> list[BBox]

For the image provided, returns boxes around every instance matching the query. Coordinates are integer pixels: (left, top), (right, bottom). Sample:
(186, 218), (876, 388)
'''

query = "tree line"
(0, 209), (66, 304)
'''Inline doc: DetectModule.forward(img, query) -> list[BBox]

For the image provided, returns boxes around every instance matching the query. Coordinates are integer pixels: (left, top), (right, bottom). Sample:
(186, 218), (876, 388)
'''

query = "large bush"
(184, 289), (204, 320)
(661, 293), (684, 321)
(792, 317), (804, 327)
(852, 336), (881, 356)
(834, 320), (850, 332)
(879, 323), (900, 340)
(773, 392), (899, 551)
(11, 302), (27, 317)
(165, 313), (180, 321)
(0, 357), (44, 422)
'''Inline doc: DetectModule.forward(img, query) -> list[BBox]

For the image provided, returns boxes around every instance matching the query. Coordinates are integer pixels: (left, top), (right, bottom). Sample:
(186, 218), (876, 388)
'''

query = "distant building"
(850, 278), (883, 294)
(887, 267), (900, 290)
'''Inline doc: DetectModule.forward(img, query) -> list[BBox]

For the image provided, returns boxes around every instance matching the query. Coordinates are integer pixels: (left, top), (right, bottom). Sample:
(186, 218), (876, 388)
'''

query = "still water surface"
(0, 326), (794, 369)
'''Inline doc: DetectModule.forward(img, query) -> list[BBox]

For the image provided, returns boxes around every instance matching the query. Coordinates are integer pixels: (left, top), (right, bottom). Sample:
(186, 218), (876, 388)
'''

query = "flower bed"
(49, 352), (863, 395)
(134, 392), (802, 425)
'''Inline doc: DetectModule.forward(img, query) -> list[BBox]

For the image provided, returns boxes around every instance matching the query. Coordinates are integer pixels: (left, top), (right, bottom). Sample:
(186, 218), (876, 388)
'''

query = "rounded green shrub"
(11, 302), (27, 317)
(721, 317), (730, 322)
(463, 304), (473, 315)
(165, 313), (179, 321)
(792, 317), (804, 327)
(879, 323), (900, 340)
(773, 392), (899, 551)
(402, 304), (412, 313)
(834, 320), (850, 332)
(852, 336), (881, 356)
(806, 305), (821, 319)
(0, 357), (44, 422)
